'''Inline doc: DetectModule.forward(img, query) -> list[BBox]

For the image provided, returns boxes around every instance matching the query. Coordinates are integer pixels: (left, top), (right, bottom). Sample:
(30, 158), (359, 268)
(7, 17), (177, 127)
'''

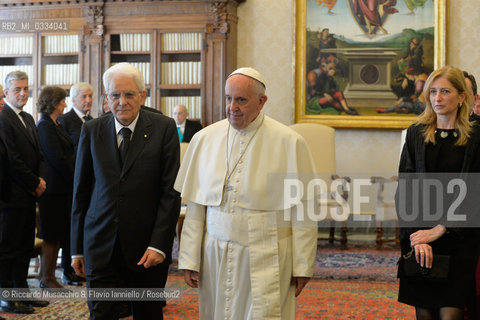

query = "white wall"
(237, 0), (295, 125)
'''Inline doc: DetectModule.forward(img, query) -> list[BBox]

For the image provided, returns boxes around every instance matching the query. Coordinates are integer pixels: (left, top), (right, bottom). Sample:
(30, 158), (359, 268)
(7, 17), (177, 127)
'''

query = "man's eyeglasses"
(107, 91), (139, 102)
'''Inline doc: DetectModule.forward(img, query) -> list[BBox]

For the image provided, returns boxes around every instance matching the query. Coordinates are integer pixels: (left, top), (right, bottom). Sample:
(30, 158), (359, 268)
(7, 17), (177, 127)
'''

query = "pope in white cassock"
(174, 67), (318, 319)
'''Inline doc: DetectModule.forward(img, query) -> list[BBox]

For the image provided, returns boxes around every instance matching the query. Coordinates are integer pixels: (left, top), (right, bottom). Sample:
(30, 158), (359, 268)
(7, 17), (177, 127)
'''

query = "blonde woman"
(396, 66), (480, 319)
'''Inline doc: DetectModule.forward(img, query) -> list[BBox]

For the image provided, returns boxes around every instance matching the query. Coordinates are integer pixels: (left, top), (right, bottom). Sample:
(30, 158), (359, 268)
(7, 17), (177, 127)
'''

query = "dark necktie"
(19, 111), (36, 142)
(83, 115), (92, 122)
(119, 127), (132, 164)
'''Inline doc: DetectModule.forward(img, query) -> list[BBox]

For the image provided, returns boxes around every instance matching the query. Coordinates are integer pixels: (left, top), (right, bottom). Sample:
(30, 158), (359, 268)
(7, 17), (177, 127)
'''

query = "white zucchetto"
(228, 67), (266, 88)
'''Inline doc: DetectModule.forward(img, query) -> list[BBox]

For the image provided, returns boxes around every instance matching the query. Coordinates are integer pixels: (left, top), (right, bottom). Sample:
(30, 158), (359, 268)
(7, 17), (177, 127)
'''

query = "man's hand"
(34, 178), (46, 197)
(137, 249), (164, 268)
(291, 276), (310, 297)
(183, 269), (199, 288)
(72, 257), (86, 278)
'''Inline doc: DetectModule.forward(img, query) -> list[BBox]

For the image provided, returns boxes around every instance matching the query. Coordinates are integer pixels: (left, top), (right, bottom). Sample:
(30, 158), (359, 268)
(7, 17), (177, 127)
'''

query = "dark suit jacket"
(37, 114), (75, 195)
(141, 105), (162, 114)
(0, 132), (11, 202)
(58, 108), (91, 155)
(71, 109), (180, 274)
(0, 105), (44, 209)
(181, 119), (202, 143)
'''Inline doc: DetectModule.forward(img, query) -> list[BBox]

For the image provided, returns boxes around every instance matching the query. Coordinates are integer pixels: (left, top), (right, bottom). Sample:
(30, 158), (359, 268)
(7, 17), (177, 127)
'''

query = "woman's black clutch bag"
(397, 248), (451, 282)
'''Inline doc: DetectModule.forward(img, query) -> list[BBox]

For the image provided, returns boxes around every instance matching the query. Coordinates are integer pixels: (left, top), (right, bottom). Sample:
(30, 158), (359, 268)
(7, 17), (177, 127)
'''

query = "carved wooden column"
(203, 1), (240, 125)
(82, 4), (104, 117)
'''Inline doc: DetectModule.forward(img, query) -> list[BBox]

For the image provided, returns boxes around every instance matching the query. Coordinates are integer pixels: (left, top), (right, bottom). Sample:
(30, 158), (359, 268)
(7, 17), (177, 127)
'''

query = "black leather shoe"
(345, 108), (359, 115)
(0, 300), (34, 314)
(62, 272), (84, 286)
(25, 299), (49, 308)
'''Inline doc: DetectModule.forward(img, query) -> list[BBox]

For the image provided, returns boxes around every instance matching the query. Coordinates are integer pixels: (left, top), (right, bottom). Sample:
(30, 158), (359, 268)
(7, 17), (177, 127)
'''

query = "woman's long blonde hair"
(415, 66), (473, 146)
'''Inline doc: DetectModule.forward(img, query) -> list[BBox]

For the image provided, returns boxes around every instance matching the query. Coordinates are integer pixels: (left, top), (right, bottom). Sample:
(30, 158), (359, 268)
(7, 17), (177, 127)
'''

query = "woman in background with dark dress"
(36, 86), (74, 288)
(396, 66), (480, 320)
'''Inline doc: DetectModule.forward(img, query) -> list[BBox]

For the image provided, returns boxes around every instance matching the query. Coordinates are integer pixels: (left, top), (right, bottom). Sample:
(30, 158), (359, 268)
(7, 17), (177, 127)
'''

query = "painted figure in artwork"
(376, 67), (427, 114)
(404, 0), (428, 14)
(307, 63), (359, 115)
(352, 0), (398, 35)
(316, 0), (337, 14)
(316, 28), (337, 66)
(398, 37), (424, 75)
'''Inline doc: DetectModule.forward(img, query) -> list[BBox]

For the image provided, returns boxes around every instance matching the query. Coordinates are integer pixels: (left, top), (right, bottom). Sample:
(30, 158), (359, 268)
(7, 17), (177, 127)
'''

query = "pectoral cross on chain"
(224, 179), (233, 192)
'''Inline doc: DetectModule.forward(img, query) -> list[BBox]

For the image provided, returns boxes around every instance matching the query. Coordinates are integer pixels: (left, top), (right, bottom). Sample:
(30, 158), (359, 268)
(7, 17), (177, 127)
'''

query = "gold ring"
(419, 250), (425, 253)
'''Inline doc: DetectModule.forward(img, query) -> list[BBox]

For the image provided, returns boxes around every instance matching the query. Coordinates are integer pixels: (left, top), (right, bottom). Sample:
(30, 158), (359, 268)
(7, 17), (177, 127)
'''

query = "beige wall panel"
(237, 0), (294, 125)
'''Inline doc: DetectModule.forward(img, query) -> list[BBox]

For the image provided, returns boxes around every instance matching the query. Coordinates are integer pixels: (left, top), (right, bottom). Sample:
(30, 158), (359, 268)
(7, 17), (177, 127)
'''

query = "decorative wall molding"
(87, 4), (103, 24)
(207, 2), (229, 34)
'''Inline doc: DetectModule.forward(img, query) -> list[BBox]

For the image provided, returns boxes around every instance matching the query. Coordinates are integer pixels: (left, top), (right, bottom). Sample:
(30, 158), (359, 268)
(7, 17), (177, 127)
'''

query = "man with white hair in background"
(172, 104), (202, 143)
(175, 67), (318, 319)
(58, 82), (94, 155)
(57, 82), (94, 287)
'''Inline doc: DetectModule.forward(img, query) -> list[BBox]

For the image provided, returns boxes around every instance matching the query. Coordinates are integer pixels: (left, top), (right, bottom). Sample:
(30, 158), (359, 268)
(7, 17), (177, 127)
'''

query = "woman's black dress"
(397, 126), (480, 309)
(37, 114), (75, 242)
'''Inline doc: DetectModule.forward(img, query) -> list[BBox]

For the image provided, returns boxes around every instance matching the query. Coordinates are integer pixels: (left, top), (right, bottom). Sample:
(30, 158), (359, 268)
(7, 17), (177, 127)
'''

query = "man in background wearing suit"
(57, 82), (94, 287)
(58, 82), (93, 154)
(0, 132), (8, 320)
(173, 104), (202, 142)
(0, 131), (9, 205)
(0, 71), (49, 314)
(71, 62), (180, 320)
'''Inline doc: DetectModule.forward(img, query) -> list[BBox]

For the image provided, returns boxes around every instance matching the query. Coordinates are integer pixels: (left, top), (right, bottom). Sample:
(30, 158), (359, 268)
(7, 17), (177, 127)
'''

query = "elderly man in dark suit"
(0, 71), (49, 314)
(71, 62), (180, 320)
(57, 82), (94, 286)
(173, 104), (202, 142)
(58, 82), (93, 154)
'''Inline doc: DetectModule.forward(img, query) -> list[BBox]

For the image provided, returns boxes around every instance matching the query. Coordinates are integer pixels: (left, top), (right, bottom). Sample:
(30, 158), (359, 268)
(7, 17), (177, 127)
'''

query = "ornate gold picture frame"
(295, 0), (447, 129)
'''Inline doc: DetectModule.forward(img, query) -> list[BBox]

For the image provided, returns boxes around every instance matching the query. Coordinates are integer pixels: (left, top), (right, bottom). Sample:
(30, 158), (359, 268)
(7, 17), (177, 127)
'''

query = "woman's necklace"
(224, 122), (261, 192)
(435, 128), (458, 139)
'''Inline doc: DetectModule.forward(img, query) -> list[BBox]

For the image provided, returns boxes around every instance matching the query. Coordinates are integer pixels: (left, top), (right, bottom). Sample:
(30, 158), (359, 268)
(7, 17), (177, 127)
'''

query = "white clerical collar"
(233, 111), (264, 134)
(114, 112), (140, 135)
(72, 106), (89, 121)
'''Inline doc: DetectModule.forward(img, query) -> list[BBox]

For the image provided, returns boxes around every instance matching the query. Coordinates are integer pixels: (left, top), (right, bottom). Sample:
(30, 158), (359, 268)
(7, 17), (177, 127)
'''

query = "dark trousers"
(0, 206), (36, 289)
(60, 220), (74, 275)
(86, 238), (168, 320)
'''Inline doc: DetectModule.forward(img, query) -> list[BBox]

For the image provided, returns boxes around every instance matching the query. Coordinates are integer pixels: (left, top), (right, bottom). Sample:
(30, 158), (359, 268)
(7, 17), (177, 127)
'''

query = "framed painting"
(295, 0), (447, 129)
